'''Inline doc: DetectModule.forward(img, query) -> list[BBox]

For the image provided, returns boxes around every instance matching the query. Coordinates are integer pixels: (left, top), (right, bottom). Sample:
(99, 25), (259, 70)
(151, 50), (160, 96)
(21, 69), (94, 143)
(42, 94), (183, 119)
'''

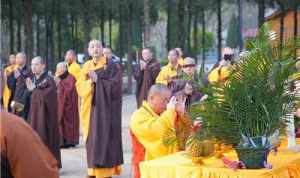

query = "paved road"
(60, 94), (136, 178)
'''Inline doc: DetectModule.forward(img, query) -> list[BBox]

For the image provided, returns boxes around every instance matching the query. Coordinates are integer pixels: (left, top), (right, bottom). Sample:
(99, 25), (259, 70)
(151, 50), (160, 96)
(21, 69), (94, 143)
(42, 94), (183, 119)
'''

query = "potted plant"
(189, 26), (299, 169)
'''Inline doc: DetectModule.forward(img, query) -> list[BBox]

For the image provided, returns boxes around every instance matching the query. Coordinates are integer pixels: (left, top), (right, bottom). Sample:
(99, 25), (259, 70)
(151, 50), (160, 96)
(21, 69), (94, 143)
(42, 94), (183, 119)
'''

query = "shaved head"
(9, 54), (16, 65)
(147, 84), (170, 99)
(65, 49), (77, 64)
(56, 62), (67, 70)
(31, 56), (46, 75)
(88, 39), (103, 58)
(56, 62), (67, 76)
(147, 84), (171, 114)
(16, 52), (27, 66)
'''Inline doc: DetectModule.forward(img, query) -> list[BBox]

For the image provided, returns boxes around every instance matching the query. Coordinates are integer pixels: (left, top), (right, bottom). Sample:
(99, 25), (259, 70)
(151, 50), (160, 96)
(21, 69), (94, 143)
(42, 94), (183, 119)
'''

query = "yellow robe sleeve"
(155, 69), (168, 85)
(68, 62), (81, 81)
(130, 105), (178, 160)
(208, 67), (220, 83)
(76, 62), (94, 141)
(3, 65), (17, 110)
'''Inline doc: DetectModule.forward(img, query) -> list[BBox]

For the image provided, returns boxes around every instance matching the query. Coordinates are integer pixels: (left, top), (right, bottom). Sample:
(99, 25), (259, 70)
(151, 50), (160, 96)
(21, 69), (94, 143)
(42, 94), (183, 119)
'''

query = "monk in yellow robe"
(2, 54), (17, 111)
(130, 84), (187, 178)
(156, 49), (181, 85)
(65, 49), (81, 81)
(76, 40), (123, 178)
(208, 47), (234, 84)
(175, 47), (184, 66)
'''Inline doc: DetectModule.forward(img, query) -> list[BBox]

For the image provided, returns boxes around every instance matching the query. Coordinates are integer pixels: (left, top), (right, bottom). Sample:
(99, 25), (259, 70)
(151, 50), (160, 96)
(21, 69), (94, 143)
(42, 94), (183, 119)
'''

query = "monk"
(65, 49), (81, 81)
(133, 48), (161, 108)
(208, 47), (234, 84)
(55, 62), (79, 148)
(7, 53), (32, 120)
(156, 49), (181, 85)
(103, 46), (121, 64)
(130, 84), (189, 178)
(2, 55), (17, 111)
(76, 39), (123, 178)
(0, 111), (59, 178)
(26, 56), (61, 168)
(175, 47), (184, 66)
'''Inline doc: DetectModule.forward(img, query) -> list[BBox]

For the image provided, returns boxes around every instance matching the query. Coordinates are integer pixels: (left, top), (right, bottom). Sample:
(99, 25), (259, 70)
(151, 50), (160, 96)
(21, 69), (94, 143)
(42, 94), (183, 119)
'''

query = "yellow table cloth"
(140, 139), (300, 178)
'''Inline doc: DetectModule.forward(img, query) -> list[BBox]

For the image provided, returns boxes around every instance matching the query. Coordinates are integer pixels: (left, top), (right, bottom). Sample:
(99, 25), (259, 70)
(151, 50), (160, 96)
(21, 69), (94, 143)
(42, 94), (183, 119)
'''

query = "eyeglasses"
(182, 64), (195, 68)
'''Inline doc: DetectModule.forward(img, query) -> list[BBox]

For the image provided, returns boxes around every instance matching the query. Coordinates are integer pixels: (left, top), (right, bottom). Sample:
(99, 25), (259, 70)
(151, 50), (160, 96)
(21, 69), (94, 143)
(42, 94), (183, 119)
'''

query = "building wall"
(268, 11), (300, 42)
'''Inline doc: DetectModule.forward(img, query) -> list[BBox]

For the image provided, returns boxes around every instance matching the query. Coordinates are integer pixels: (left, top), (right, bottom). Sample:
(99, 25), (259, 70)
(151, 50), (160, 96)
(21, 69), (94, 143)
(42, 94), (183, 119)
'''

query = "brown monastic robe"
(0, 111), (59, 178)
(86, 60), (124, 168)
(6, 65), (32, 120)
(133, 59), (161, 108)
(57, 71), (79, 147)
(28, 72), (61, 168)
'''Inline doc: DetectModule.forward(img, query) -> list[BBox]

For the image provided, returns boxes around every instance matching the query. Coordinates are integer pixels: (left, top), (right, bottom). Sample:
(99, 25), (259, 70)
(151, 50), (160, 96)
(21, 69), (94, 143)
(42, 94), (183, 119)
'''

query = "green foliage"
(226, 14), (238, 48)
(190, 25), (298, 146)
(191, 30), (215, 55)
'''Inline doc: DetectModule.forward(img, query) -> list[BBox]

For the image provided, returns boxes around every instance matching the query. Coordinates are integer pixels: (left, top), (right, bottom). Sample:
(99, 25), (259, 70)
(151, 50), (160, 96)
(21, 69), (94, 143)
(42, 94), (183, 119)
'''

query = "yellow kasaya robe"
(208, 65), (232, 84)
(130, 101), (178, 161)
(178, 57), (184, 66)
(3, 65), (17, 110)
(76, 57), (121, 178)
(67, 61), (81, 81)
(155, 63), (179, 85)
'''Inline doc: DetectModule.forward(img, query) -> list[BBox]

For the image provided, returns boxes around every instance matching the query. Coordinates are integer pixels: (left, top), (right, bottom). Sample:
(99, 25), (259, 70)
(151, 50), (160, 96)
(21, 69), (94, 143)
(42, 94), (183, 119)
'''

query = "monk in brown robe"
(134, 48), (161, 108)
(1, 111), (59, 178)
(6, 53), (32, 120)
(26, 56), (61, 168)
(77, 40), (123, 178)
(55, 62), (79, 148)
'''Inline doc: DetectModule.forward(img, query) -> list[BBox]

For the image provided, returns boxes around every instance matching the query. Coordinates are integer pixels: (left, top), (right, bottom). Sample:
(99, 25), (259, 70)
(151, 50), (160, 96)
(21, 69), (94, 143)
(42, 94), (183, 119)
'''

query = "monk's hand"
(167, 96), (177, 110)
(200, 94), (208, 101)
(26, 78), (36, 91)
(54, 76), (61, 85)
(140, 60), (147, 70)
(88, 71), (98, 83)
(14, 69), (21, 78)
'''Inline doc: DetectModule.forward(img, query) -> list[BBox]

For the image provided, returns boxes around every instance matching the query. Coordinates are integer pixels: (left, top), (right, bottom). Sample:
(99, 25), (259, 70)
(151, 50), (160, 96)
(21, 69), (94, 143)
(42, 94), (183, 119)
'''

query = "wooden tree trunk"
(45, 13), (49, 65)
(118, 1), (123, 57)
(201, 8), (206, 61)
(238, 0), (244, 51)
(71, 15), (75, 50)
(127, 3), (133, 94)
(57, 2), (62, 60)
(101, 10), (105, 44)
(167, 0), (172, 50)
(17, 17), (22, 52)
(109, 10), (112, 47)
(81, 0), (91, 50)
(48, 0), (55, 70)
(217, 0), (222, 61)
(143, 0), (151, 47)
(193, 9), (198, 61)
(187, 0), (192, 55)
(23, 0), (33, 60)
(258, 0), (265, 28)
(279, 11), (285, 55)
(75, 17), (78, 52)
(294, 7), (298, 58)
(9, 0), (14, 54)
(178, 0), (186, 49)
(36, 14), (40, 56)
